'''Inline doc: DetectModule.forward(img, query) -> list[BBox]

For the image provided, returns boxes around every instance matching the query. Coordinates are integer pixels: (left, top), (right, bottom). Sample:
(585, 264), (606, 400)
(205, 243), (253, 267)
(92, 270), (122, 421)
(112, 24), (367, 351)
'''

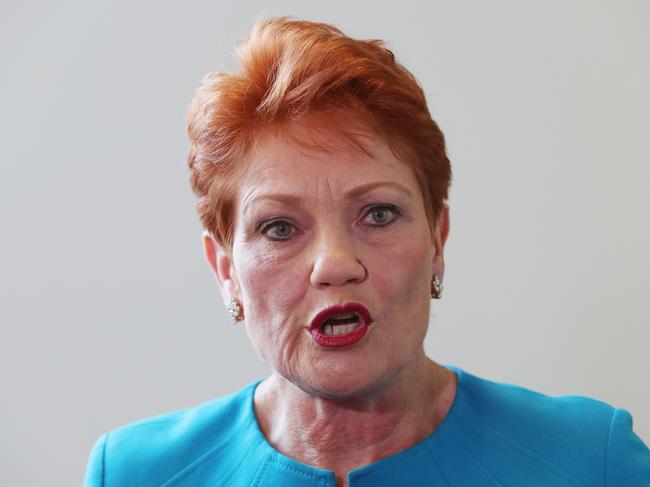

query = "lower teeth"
(322, 322), (361, 336)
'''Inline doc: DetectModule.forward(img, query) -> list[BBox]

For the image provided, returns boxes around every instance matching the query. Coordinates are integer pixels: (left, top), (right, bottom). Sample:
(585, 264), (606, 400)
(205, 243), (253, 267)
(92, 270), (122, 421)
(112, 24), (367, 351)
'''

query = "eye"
(260, 220), (296, 241)
(361, 204), (400, 227)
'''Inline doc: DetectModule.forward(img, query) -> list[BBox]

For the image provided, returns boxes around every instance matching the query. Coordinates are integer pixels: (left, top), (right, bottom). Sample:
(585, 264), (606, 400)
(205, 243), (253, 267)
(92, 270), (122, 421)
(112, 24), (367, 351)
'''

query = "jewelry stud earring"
(431, 275), (443, 299)
(227, 298), (244, 324)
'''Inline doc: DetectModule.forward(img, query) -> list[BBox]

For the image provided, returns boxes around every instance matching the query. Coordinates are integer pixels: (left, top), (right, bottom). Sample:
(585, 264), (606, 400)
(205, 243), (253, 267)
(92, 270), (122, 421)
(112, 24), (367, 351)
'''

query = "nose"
(309, 230), (367, 288)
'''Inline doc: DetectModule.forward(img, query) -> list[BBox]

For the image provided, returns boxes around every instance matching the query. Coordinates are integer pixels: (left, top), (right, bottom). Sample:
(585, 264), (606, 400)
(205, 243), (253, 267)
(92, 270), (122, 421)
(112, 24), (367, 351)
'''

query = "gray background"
(1, 1), (648, 485)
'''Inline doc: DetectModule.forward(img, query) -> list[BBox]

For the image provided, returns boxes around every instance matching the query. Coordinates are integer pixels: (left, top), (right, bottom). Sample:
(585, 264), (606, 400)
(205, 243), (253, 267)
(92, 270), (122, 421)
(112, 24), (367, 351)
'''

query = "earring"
(431, 275), (443, 299)
(227, 298), (244, 324)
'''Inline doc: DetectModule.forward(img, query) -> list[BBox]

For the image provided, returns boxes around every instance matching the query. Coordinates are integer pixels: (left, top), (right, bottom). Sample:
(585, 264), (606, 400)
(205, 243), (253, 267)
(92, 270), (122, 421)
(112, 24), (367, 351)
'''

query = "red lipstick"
(309, 302), (372, 348)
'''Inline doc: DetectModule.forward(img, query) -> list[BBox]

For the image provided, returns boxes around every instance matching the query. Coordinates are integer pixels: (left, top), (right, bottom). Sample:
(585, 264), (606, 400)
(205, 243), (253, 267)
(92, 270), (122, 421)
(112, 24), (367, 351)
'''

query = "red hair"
(187, 17), (452, 249)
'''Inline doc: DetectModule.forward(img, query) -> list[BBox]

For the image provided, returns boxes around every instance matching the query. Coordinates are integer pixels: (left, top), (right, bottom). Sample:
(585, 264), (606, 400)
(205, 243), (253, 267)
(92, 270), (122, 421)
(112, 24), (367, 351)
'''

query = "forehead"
(238, 124), (420, 199)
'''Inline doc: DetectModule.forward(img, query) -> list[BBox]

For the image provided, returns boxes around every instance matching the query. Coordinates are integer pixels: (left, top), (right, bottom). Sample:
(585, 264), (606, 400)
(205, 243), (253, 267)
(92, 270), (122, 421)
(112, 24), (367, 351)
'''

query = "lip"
(309, 302), (373, 348)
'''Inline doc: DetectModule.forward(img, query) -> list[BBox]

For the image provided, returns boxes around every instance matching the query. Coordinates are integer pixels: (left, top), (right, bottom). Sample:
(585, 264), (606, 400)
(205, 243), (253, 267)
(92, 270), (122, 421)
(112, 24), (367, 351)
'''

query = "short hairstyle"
(186, 17), (452, 250)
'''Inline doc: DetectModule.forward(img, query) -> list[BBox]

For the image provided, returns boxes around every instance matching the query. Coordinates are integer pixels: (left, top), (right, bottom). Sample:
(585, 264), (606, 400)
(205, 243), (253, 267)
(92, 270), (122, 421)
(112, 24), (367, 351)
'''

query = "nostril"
(308, 239), (368, 287)
(310, 258), (367, 287)
(357, 260), (369, 281)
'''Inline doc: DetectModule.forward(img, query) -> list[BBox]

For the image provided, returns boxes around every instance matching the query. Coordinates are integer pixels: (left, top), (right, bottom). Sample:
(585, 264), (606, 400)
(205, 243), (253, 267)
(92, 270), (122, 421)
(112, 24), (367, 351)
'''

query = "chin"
(297, 362), (391, 402)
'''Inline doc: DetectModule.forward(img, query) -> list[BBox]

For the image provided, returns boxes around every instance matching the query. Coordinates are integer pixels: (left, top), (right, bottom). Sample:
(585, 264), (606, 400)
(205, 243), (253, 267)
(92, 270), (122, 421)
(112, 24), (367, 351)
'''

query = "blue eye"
(260, 220), (295, 241)
(362, 205), (400, 227)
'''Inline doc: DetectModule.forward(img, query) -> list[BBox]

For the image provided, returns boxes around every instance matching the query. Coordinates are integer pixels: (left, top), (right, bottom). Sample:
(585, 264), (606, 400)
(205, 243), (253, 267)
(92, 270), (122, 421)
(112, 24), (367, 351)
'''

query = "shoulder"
(605, 407), (650, 485)
(446, 366), (650, 485)
(455, 366), (615, 438)
(83, 381), (261, 487)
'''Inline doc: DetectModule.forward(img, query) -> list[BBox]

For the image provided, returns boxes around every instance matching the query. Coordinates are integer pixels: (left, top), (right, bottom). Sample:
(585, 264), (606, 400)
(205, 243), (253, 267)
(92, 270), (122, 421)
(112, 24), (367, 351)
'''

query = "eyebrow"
(242, 193), (302, 216)
(344, 181), (413, 200)
(242, 181), (413, 216)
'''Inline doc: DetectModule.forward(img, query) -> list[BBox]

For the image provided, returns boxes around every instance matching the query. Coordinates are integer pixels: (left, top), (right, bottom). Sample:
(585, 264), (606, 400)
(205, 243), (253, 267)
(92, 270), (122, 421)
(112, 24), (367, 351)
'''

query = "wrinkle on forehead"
(239, 126), (374, 210)
(313, 175), (336, 210)
(235, 112), (429, 232)
(251, 109), (380, 162)
(240, 167), (341, 218)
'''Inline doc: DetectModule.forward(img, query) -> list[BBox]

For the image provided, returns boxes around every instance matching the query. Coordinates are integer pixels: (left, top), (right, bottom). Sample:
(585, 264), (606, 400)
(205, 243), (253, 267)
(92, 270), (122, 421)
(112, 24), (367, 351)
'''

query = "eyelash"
(361, 204), (401, 228)
(259, 219), (296, 241)
(258, 204), (401, 241)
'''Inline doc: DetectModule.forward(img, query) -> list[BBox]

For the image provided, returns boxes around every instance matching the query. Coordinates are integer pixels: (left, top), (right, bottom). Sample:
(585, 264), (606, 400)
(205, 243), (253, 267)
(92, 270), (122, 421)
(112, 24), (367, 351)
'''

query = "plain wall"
(1, 1), (648, 485)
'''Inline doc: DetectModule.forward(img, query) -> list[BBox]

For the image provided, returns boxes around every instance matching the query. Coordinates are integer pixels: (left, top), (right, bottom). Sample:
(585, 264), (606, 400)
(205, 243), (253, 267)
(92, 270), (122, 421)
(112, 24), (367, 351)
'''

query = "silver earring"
(227, 298), (244, 324)
(431, 275), (443, 299)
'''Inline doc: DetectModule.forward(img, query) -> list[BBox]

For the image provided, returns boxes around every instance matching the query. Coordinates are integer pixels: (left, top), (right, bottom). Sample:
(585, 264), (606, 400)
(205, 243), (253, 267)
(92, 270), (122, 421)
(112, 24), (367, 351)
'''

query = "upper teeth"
(320, 311), (361, 336)
(327, 311), (357, 321)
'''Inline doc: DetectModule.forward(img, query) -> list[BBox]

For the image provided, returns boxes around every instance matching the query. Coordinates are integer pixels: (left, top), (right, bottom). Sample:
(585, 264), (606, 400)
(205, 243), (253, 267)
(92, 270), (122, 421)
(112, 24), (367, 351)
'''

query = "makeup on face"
(228, 130), (436, 396)
(309, 302), (373, 348)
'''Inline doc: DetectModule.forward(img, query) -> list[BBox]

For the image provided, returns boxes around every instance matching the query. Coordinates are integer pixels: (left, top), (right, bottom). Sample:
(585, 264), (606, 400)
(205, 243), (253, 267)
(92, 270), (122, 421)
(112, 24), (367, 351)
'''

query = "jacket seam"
(159, 419), (257, 486)
(252, 455), (272, 487)
(99, 432), (108, 487)
(268, 456), (328, 481)
(424, 429), (501, 487)
(418, 443), (455, 486)
(482, 421), (581, 486)
(159, 440), (230, 486)
(216, 430), (258, 486)
(455, 408), (586, 486)
(604, 407), (616, 487)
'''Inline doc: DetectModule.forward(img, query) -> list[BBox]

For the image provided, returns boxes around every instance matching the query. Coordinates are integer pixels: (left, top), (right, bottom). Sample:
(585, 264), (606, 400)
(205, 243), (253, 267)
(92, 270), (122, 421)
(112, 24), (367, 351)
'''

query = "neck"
(253, 355), (457, 484)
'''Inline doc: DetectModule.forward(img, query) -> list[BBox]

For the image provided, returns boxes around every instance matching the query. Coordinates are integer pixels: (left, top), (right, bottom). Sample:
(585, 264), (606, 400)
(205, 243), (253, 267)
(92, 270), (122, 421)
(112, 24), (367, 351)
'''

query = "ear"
(202, 230), (241, 304)
(432, 205), (450, 280)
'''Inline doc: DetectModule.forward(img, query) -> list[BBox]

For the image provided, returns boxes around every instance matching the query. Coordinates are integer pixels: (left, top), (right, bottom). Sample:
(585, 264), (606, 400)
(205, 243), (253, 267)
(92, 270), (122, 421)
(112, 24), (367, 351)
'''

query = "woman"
(84, 17), (649, 486)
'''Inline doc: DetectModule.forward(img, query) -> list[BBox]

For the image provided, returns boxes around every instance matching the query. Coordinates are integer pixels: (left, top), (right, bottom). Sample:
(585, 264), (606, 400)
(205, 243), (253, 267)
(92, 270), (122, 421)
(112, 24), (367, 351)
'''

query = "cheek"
(373, 236), (433, 362)
(372, 238), (432, 300)
(234, 244), (309, 357)
(237, 246), (308, 309)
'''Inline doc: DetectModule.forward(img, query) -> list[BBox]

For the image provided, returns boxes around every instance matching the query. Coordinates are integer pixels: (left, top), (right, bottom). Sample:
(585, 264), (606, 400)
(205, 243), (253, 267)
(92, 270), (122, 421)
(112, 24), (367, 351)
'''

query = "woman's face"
(205, 126), (449, 399)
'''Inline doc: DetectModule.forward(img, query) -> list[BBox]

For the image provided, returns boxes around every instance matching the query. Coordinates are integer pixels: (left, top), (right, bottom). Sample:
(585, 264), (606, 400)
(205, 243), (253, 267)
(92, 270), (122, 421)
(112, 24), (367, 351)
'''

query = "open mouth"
(319, 311), (363, 336)
(310, 303), (372, 347)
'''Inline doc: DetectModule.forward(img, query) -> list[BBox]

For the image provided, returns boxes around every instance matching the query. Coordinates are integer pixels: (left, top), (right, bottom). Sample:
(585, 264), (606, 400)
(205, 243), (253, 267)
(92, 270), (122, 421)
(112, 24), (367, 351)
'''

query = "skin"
(203, 123), (456, 487)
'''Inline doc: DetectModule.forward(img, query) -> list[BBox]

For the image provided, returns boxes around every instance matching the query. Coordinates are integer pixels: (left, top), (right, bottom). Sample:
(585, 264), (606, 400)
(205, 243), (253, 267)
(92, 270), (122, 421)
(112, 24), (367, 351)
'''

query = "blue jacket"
(84, 365), (650, 486)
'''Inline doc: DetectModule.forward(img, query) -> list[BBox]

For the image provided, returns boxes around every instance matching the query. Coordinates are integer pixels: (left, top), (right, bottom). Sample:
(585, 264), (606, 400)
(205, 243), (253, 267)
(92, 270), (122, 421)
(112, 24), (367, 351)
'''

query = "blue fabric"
(84, 365), (650, 486)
